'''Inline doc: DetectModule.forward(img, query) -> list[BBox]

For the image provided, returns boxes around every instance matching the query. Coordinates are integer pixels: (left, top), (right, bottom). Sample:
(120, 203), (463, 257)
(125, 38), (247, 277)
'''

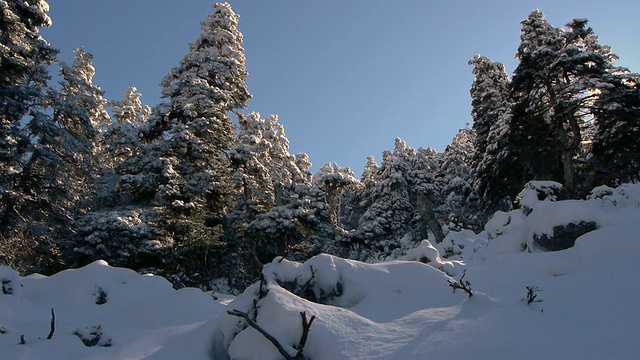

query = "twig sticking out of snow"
(47, 308), (55, 340)
(525, 286), (543, 305)
(447, 270), (473, 297)
(227, 309), (316, 360)
(227, 309), (294, 359)
(295, 311), (316, 359)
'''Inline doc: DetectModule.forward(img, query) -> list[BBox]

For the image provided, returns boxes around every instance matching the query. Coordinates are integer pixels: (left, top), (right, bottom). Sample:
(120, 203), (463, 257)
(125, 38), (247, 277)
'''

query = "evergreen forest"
(1, 1), (638, 293)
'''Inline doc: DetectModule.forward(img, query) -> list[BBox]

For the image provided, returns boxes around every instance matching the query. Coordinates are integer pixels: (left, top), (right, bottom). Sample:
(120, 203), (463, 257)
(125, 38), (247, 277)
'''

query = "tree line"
(1, 2), (637, 292)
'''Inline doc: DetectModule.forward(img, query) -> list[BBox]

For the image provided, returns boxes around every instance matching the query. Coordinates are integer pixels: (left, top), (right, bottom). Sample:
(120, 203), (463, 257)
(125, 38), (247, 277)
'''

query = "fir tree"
(0, 0), (58, 263)
(353, 139), (432, 257)
(468, 55), (517, 215)
(76, 3), (252, 287)
(225, 112), (314, 288)
(100, 87), (150, 170)
(511, 11), (618, 195)
(592, 70), (640, 183)
(312, 162), (358, 230)
(439, 128), (475, 232)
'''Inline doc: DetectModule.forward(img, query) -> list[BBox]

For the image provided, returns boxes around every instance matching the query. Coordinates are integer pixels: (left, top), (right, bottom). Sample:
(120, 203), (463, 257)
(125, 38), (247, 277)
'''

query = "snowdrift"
(1, 182), (640, 359)
(0, 261), (227, 359)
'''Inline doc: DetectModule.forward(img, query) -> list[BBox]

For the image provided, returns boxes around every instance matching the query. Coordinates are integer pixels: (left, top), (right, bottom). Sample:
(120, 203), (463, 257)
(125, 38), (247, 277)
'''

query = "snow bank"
(212, 254), (467, 359)
(0, 260), (226, 359)
(478, 181), (640, 256)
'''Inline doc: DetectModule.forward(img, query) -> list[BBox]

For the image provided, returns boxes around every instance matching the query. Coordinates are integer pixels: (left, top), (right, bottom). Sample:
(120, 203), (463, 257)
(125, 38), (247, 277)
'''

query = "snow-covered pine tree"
(592, 69), (640, 184)
(230, 113), (310, 217)
(225, 112), (315, 288)
(0, 0), (58, 269)
(150, 2), (250, 212)
(510, 11), (564, 190)
(352, 139), (428, 259)
(439, 128), (475, 232)
(340, 156), (379, 232)
(511, 11), (619, 195)
(76, 3), (252, 288)
(467, 55), (517, 216)
(408, 145), (444, 243)
(13, 46), (110, 272)
(100, 87), (150, 170)
(89, 87), (151, 210)
(73, 87), (152, 269)
(361, 156), (379, 189)
(312, 162), (358, 230)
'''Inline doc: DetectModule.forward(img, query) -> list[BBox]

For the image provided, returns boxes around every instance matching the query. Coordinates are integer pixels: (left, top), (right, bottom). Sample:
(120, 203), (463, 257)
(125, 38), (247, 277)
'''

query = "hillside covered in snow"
(2, 182), (639, 359)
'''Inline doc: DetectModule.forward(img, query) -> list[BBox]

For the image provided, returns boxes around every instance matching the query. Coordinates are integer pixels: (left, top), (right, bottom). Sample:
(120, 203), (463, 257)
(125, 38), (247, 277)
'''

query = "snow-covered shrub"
(73, 325), (112, 347)
(93, 286), (108, 305)
(437, 230), (487, 259)
(587, 183), (640, 207)
(401, 240), (458, 275)
(0, 266), (20, 295)
(485, 210), (527, 240)
(264, 256), (347, 307)
(515, 181), (564, 213)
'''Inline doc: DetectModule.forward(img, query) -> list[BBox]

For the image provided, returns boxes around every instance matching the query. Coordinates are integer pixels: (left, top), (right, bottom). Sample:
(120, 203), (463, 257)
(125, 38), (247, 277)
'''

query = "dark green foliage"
(592, 73), (640, 184)
(468, 55), (518, 219)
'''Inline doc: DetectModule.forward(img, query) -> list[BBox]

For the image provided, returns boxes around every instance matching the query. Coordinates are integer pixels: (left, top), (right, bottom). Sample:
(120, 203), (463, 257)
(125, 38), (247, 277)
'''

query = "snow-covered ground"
(2, 182), (639, 359)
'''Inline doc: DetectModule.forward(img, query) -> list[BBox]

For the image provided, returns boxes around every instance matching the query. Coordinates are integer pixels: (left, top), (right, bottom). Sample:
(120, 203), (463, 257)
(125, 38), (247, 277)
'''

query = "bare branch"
(447, 270), (473, 297)
(46, 308), (55, 340)
(227, 309), (293, 360)
(525, 285), (543, 305)
(294, 311), (316, 359)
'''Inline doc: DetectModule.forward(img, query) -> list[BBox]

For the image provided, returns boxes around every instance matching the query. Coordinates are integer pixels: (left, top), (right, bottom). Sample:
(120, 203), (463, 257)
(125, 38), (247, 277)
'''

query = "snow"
(2, 183), (640, 359)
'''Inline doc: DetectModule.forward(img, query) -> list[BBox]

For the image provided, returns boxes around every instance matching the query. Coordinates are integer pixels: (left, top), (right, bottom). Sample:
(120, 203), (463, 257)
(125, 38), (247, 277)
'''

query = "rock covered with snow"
(478, 181), (640, 254)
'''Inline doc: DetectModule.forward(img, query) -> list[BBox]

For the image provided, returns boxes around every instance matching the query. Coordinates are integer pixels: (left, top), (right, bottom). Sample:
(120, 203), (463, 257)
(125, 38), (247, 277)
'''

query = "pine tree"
(353, 139), (424, 257)
(439, 128), (475, 232)
(592, 69), (640, 183)
(408, 146), (444, 243)
(0, 0), (58, 264)
(19, 47), (111, 271)
(510, 11), (565, 189)
(83, 3), (252, 287)
(344, 156), (379, 231)
(511, 11), (618, 195)
(100, 87), (150, 169)
(467, 55), (517, 215)
(312, 162), (358, 229)
(361, 156), (379, 189)
(225, 112), (315, 288)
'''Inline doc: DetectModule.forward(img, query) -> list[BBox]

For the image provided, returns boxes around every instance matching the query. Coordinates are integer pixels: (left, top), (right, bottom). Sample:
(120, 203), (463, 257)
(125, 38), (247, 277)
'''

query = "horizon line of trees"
(1, 1), (638, 291)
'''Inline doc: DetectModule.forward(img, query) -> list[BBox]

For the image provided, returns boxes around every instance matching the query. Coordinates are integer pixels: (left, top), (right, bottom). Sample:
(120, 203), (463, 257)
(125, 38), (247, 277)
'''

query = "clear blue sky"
(42, 0), (640, 175)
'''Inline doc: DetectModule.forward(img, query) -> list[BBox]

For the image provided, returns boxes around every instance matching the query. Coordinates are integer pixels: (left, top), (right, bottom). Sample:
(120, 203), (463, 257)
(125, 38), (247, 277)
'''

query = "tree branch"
(46, 308), (55, 340)
(294, 311), (316, 359)
(227, 309), (293, 360)
(447, 270), (473, 297)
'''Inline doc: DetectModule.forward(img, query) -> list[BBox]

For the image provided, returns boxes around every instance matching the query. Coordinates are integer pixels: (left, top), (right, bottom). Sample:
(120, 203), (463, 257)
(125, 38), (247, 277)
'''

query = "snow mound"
(212, 254), (468, 359)
(478, 181), (640, 256)
(0, 260), (226, 359)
